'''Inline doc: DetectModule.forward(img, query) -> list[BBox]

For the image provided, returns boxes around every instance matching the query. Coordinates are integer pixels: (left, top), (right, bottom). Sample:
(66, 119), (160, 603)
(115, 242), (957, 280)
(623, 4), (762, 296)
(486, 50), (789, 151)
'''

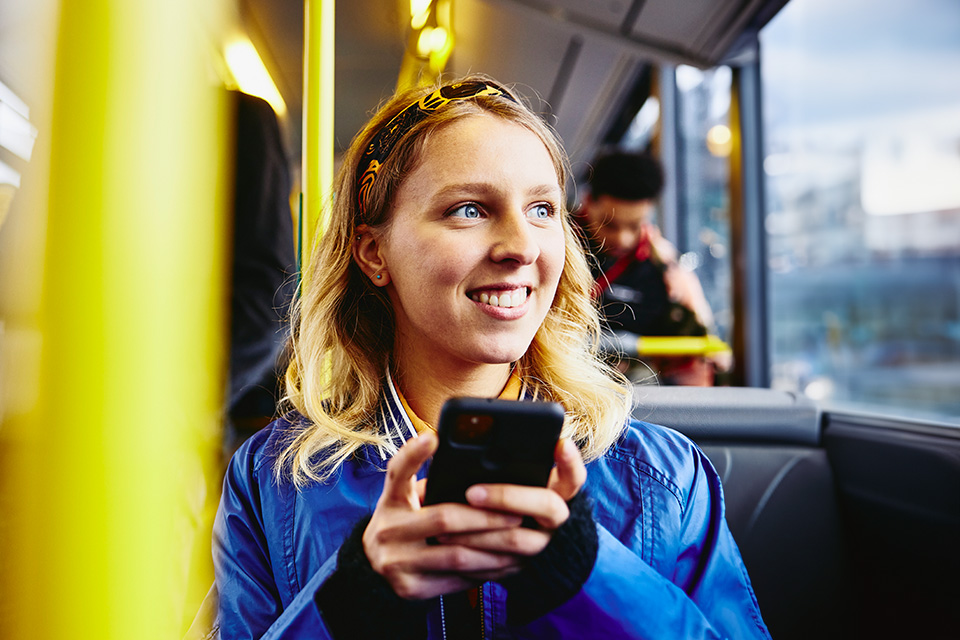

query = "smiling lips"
(469, 287), (529, 309)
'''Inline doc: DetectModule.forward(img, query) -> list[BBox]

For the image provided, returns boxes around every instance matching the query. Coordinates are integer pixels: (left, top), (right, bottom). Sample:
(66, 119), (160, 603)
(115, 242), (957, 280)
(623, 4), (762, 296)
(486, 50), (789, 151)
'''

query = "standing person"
(212, 77), (769, 639)
(224, 91), (298, 457)
(574, 151), (723, 386)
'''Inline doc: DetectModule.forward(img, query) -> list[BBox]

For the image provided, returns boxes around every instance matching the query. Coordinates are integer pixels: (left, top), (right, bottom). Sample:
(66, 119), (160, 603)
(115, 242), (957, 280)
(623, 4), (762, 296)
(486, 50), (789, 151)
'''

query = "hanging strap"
(592, 225), (653, 298)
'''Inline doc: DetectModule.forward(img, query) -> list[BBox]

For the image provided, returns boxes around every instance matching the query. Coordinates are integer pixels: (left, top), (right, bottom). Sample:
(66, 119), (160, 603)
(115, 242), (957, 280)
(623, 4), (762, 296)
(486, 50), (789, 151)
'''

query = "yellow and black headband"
(355, 80), (516, 215)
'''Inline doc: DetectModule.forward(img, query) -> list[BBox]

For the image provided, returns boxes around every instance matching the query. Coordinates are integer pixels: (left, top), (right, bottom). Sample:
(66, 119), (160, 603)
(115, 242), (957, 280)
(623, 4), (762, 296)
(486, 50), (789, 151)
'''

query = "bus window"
(760, 0), (960, 424)
(675, 65), (735, 359)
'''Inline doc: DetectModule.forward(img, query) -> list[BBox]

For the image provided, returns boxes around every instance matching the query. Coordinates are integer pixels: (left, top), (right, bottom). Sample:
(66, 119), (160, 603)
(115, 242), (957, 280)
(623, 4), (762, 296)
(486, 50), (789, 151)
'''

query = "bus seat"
(634, 386), (857, 639)
(633, 385), (821, 446)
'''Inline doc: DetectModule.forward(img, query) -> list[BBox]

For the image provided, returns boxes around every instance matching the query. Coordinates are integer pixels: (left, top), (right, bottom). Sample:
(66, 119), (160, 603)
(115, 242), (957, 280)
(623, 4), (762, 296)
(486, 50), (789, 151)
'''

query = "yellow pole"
(301, 0), (335, 284)
(11, 0), (229, 637)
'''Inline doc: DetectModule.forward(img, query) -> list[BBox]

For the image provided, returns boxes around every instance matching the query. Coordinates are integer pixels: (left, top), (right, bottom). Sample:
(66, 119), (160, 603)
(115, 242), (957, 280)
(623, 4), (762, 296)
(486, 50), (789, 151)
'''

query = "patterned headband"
(355, 80), (516, 215)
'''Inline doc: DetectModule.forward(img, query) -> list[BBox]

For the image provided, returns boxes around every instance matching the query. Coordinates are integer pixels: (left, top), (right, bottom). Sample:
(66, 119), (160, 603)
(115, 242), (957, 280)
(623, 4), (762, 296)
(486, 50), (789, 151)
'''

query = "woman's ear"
(352, 224), (390, 286)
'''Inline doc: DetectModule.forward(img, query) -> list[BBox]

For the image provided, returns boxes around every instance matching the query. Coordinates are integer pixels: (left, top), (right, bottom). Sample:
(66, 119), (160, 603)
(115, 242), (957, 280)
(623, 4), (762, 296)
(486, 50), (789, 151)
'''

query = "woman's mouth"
(468, 287), (529, 309)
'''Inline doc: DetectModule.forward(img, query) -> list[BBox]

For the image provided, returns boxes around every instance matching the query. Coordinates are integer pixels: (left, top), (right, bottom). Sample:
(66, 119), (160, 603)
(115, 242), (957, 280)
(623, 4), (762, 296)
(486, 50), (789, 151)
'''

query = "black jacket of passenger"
(572, 213), (706, 338)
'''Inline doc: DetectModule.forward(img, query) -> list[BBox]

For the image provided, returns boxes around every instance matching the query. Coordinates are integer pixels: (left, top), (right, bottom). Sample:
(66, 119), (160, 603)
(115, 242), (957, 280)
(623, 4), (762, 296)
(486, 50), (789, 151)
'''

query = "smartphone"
(423, 397), (565, 507)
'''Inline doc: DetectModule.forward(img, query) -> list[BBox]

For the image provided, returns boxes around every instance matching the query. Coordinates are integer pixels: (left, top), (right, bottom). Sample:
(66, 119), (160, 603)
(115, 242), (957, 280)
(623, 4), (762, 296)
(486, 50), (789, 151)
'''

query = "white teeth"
(472, 289), (527, 308)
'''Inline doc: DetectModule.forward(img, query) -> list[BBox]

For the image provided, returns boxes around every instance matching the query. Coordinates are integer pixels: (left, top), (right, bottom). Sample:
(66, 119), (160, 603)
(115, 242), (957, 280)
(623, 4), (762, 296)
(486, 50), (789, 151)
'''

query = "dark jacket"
(572, 213), (706, 338)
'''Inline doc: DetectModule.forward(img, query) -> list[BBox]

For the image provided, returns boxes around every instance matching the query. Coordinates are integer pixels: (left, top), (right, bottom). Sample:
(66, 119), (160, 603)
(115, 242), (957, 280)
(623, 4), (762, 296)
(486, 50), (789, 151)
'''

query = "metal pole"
(301, 0), (335, 285)
(9, 1), (230, 636)
(729, 37), (770, 388)
(658, 65), (681, 246)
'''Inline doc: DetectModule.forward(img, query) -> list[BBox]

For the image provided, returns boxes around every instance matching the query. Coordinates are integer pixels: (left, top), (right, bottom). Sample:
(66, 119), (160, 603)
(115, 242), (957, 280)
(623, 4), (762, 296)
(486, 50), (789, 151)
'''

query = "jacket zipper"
(439, 586), (485, 640)
(440, 594), (447, 640)
(479, 586), (485, 638)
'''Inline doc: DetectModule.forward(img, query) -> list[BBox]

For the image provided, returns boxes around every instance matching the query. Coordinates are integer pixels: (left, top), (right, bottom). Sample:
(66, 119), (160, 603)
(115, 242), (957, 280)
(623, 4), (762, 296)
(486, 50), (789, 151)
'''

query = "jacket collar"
(358, 367), (533, 466)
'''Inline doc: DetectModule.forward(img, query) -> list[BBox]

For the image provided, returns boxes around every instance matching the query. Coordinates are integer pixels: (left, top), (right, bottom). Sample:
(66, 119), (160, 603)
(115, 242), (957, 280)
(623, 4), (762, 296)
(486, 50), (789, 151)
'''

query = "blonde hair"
(277, 76), (631, 487)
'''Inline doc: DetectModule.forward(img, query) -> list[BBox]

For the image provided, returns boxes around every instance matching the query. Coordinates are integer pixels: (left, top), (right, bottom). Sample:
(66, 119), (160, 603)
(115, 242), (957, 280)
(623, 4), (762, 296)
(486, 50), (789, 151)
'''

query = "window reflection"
(676, 65), (734, 352)
(761, 0), (960, 422)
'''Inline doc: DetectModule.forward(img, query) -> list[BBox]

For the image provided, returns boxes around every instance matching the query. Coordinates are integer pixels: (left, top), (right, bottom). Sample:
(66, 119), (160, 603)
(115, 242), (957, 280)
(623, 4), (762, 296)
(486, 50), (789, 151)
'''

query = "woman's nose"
(489, 211), (540, 265)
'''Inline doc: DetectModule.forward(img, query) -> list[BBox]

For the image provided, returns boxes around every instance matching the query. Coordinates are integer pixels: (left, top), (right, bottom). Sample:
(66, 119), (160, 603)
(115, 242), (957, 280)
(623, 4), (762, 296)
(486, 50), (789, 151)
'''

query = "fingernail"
(466, 485), (487, 503)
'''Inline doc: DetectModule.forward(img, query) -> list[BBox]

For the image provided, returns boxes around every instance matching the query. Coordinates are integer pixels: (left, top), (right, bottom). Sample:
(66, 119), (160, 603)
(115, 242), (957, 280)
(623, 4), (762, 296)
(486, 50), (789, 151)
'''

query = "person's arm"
(313, 515), (430, 640)
(214, 454), (430, 640)
(646, 224), (715, 331)
(213, 436), (338, 639)
(509, 440), (770, 639)
(214, 431), (532, 639)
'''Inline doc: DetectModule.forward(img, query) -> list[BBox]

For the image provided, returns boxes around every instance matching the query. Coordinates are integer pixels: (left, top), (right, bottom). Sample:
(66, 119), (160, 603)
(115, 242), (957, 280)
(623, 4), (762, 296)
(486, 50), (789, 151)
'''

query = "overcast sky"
(760, 0), (960, 130)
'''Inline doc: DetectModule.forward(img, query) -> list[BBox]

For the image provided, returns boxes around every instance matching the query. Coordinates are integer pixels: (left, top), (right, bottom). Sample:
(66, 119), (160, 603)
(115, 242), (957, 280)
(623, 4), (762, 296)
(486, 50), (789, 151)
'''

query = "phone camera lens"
(453, 414), (493, 445)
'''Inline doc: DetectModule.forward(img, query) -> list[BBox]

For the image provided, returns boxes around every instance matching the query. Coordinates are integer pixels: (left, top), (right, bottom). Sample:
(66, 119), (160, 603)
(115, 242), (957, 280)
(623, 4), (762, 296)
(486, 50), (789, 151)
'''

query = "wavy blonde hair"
(277, 75), (631, 487)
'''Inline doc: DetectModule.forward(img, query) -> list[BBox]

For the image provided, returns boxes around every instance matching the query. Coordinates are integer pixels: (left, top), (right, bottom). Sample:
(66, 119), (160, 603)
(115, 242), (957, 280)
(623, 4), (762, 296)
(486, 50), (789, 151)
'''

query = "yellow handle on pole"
(636, 335), (733, 357)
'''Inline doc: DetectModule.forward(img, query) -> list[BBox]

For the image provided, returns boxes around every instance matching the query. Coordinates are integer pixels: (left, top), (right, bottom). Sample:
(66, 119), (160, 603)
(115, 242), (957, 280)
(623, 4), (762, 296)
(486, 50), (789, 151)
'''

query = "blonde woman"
(213, 77), (770, 639)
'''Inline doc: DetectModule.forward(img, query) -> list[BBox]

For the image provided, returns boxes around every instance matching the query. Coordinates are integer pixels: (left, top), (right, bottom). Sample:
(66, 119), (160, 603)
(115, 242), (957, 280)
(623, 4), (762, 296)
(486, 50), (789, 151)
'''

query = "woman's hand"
(362, 432), (527, 600)
(434, 438), (588, 563)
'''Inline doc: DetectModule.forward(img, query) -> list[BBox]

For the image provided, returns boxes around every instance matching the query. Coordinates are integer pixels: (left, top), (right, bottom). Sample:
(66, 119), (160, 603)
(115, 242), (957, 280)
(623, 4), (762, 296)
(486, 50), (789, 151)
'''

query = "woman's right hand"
(362, 431), (526, 600)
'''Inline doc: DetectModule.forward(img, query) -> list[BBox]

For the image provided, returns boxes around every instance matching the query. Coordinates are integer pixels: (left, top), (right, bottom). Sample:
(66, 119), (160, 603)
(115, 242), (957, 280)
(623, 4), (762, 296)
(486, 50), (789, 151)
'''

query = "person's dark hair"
(588, 151), (664, 201)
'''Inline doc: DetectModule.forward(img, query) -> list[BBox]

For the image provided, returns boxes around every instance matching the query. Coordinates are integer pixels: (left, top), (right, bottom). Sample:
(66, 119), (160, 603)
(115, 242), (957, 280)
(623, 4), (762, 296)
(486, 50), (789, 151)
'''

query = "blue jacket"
(213, 385), (770, 639)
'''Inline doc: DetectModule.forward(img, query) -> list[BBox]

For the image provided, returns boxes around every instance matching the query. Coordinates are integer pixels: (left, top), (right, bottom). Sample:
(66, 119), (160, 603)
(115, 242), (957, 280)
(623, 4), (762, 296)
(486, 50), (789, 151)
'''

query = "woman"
(213, 76), (770, 639)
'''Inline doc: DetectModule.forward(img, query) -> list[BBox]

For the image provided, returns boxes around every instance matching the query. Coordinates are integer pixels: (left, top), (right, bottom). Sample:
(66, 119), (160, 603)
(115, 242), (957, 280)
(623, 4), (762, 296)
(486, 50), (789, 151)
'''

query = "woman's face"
(379, 113), (565, 371)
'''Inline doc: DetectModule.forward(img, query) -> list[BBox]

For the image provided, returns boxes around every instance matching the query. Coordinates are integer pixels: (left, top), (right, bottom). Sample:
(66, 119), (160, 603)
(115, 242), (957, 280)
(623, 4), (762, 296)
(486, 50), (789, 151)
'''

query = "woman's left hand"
(432, 438), (587, 572)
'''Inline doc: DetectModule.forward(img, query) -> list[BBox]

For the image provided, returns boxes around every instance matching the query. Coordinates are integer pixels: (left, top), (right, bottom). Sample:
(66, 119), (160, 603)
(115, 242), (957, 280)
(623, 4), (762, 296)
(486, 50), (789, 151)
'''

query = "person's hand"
(433, 438), (587, 565)
(645, 223), (679, 263)
(647, 223), (716, 329)
(362, 432), (526, 600)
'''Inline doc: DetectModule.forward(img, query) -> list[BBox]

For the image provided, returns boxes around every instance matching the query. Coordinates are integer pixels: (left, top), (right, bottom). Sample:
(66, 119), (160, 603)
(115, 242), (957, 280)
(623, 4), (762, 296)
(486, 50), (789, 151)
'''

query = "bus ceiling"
(242, 0), (789, 165)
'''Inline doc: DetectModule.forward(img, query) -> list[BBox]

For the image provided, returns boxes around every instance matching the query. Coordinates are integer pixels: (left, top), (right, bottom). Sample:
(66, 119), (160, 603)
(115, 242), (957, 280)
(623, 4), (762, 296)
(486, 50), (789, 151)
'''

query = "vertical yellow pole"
(301, 0), (335, 284)
(11, 0), (229, 637)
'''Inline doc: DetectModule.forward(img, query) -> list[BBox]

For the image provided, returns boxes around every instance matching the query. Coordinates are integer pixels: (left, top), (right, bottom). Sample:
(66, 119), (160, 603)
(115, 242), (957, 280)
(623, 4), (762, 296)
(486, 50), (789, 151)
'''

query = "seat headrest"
(631, 386), (822, 446)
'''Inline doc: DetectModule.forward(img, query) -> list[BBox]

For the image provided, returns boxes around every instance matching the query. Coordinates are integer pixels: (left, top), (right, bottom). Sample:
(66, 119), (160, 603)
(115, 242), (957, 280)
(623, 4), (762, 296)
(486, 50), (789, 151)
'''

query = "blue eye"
(528, 204), (553, 219)
(449, 203), (481, 219)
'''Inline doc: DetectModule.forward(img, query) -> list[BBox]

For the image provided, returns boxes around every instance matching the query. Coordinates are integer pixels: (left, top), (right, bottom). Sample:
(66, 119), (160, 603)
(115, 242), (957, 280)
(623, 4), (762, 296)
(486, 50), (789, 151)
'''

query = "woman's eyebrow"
(526, 183), (563, 199)
(431, 182), (561, 200)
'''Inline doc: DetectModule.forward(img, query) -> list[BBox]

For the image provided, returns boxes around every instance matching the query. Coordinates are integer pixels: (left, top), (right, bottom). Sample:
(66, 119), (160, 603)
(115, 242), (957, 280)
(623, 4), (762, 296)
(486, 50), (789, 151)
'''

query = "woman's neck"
(392, 358), (513, 428)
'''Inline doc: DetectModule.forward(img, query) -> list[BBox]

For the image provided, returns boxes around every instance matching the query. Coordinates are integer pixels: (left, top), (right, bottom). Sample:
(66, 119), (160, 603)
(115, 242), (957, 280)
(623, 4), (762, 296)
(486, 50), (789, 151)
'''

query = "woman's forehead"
(400, 114), (561, 195)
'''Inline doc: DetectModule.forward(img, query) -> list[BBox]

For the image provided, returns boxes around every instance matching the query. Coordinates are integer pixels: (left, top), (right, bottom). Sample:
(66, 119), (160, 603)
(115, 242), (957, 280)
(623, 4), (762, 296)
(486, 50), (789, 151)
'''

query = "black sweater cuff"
(314, 515), (428, 640)
(500, 490), (599, 626)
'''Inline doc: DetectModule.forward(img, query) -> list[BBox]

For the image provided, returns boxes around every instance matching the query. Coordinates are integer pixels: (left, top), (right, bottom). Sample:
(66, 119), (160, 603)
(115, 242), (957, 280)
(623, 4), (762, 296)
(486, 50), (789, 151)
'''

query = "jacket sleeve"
(513, 440), (771, 639)
(212, 438), (338, 640)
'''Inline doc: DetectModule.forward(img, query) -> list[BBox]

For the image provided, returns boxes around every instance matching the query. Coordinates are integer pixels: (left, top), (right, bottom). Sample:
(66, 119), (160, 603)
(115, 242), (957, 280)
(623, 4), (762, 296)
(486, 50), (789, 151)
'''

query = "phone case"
(423, 397), (564, 506)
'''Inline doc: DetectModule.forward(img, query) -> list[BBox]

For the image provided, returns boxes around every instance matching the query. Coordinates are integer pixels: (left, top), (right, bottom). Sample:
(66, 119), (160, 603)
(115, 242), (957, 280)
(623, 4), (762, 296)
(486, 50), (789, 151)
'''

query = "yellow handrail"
(636, 335), (733, 357)
(603, 331), (733, 358)
(300, 0), (335, 285)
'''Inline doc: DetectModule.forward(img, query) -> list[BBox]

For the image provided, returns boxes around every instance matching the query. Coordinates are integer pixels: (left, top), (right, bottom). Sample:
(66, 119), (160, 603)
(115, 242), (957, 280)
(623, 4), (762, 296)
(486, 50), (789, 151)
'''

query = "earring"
(375, 274), (383, 280)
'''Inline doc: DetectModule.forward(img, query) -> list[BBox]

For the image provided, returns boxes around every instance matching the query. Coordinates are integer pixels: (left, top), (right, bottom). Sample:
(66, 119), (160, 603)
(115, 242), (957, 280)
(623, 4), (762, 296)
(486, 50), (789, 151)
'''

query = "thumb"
(547, 439), (587, 502)
(381, 431), (438, 507)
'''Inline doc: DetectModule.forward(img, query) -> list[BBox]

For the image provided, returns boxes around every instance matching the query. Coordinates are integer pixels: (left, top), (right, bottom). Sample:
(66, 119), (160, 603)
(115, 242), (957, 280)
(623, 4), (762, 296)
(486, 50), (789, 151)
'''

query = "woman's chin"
(471, 338), (534, 366)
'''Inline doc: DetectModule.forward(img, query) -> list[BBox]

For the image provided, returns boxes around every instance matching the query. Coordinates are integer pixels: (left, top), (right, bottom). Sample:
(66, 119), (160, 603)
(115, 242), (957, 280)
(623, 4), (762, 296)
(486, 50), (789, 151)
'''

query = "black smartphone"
(423, 397), (565, 507)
